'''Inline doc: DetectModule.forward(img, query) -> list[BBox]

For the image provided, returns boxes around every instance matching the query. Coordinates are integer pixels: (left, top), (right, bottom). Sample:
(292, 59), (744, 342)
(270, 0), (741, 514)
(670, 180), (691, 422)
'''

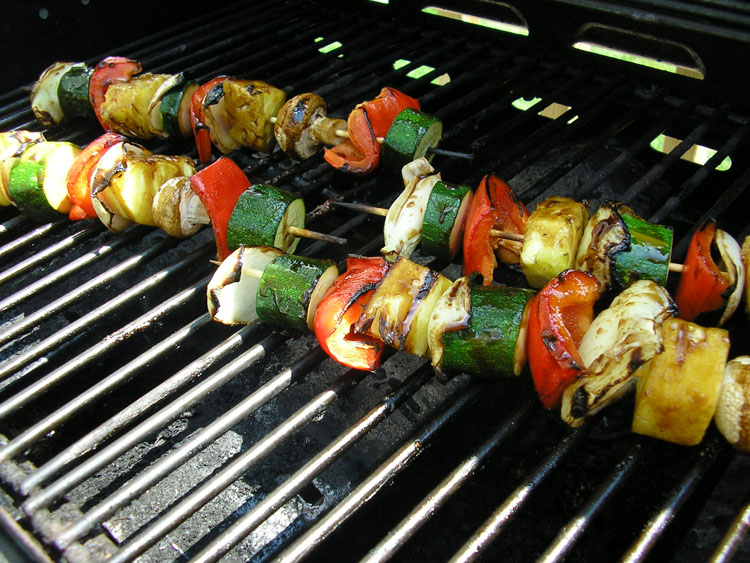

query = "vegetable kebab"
(0, 131), (345, 260)
(204, 241), (750, 453)
(333, 164), (745, 327)
(31, 57), (467, 175)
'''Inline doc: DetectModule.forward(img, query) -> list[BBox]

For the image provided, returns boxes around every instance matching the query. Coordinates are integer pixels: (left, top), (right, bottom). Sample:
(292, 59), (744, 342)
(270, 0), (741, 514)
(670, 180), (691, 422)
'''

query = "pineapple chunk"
(223, 79), (287, 153)
(632, 318), (730, 446)
(355, 257), (452, 357)
(100, 73), (172, 138)
(520, 196), (588, 288)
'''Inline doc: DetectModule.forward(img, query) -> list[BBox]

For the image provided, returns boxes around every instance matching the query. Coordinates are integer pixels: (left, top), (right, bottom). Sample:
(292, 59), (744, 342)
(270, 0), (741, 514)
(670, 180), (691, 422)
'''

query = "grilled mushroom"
(714, 356), (750, 452)
(152, 176), (208, 238)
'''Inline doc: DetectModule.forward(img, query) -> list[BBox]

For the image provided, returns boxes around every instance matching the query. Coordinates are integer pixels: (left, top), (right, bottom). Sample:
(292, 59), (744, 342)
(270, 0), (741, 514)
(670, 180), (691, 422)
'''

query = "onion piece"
(715, 228), (745, 326)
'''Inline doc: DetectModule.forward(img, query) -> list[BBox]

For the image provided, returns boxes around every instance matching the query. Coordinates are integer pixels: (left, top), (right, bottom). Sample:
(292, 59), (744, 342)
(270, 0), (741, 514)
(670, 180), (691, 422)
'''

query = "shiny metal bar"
(538, 442), (643, 563)
(0, 238), (205, 380)
(0, 231), (174, 348)
(0, 219), (66, 262)
(710, 497), (750, 563)
(275, 378), (480, 563)
(106, 356), (363, 563)
(622, 437), (726, 562)
(0, 227), (140, 313)
(55, 347), (329, 550)
(0, 281), (209, 464)
(0, 223), (102, 285)
(449, 428), (587, 563)
(0, 215), (26, 237)
(23, 333), (282, 515)
(190, 365), (434, 563)
(362, 399), (532, 563)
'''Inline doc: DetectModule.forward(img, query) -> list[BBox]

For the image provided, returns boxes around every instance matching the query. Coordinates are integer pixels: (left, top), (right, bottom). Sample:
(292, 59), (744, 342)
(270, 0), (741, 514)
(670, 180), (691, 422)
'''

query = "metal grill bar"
(711, 495), (750, 562)
(0, 220), (67, 262)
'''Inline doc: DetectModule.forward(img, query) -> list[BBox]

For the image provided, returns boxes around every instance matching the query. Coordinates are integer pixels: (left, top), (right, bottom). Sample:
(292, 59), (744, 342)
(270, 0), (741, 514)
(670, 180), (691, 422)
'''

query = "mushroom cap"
(274, 93), (327, 160)
(714, 355), (750, 452)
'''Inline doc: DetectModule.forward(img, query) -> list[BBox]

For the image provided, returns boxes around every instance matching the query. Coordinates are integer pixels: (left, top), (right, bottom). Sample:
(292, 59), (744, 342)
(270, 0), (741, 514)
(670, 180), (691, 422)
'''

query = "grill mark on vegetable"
(204, 83), (225, 107)
(401, 270), (438, 347)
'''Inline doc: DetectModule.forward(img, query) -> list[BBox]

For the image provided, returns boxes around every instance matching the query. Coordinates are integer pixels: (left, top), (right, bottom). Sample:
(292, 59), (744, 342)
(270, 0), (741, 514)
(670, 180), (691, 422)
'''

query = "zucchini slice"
(160, 77), (199, 138)
(58, 63), (94, 119)
(439, 282), (534, 378)
(226, 184), (305, 253)
(421, 181), (473, 261)
(8, 160), (60, 221)
(355, 256), (452, 357)
(611, 211), (673, 290)
(31, 61), (78, 126)
(41, 141), (82, 214)
(256, 254), (339, 332)
(207, 245), (283, 325)
(0, 131), (45, 206)
(520, 196), (589, 289)
(381, 108), (443, 171)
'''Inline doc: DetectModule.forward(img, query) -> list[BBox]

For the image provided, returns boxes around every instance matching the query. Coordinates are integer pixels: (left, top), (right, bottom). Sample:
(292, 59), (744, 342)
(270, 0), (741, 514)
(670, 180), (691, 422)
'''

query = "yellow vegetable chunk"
(222, 79), (287, 153)
(520, 196), (588, 289)
(632, 318), (730, 446)
(355, 256), (452, 358)
(100, 73), (172, 139)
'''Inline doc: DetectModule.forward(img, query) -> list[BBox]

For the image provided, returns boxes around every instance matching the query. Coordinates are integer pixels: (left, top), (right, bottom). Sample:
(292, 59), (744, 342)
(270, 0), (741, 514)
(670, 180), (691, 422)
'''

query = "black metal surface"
(0, 1), (749, 562)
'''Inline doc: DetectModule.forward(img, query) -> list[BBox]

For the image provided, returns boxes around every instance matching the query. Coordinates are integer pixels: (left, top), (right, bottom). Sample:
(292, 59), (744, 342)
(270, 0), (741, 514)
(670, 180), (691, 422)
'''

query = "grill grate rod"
(711, 492), (750, 562)
(0, 279), (210, 466)
(0, 220), (67, 262)
(0, 216), (27, 238)
(56, 346), (332, 551)
(0, 237), (203, 378)
(621, 436), (728, 562)
(187, 364), (435, 563)
(538, 441), (645, 562)
(0, 227), (142, 314)
(275, 376), (481, 562)
(104, 354), (367, 562)
(0, 223), (103, 286)
(448, 426), (589, 563)
(360, 399), (533, 563)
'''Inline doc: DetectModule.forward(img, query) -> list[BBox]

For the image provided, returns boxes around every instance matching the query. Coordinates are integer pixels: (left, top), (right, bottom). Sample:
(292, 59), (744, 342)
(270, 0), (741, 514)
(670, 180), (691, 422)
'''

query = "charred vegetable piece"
(31, 61), (78, 126)
(421, 180), (473, 262)
(226, 184), (305, 254)
(89, 56), (142, 131)
(91, 142), (195, 231)
(575, 202), (630, 296)
(743, 236), (750, 316)
(314, 256), (390, 371)
(463, 174), (529, 284)
(0, 130), (45, 207)
(189, 156), (252, 261)
(192, 76), (228, 163)
(57, 63), (95, 119)
(527, 270), (600, 410)
(152, 176), (208, 238)
(675, 221), (745, 326)
(207, 245), (283, 325)
(99, 73), (174, 138)
(714, 356), (750, 452)
(256, 254), (339, 332)
(274, 92), (329, 160)
(520, 196), (588, 289)
(160, 77), (199, 138)
(382, 158), (440, 261)
(438, 280), (534, 379)
(632, 318), (730, 446)
(222, 78), (287, 153)
(612, 212), (673, 289)
(380, 108), (443, 171)
(560, 280), (677, 427)
(66, 132), (126, 220)
(355, 256), (452, 357)
(324, 87), (420, 175)
(427, 276), (472, 377)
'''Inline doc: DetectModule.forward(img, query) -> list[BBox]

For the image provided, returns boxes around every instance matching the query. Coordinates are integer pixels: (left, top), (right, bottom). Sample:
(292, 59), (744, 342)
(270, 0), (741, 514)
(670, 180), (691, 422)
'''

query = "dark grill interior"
(1, 1), (750, 561)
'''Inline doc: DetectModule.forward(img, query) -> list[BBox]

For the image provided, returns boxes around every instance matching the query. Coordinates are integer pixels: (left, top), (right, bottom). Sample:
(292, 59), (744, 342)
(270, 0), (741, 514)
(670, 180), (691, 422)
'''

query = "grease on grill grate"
(1, 1), (750, 562)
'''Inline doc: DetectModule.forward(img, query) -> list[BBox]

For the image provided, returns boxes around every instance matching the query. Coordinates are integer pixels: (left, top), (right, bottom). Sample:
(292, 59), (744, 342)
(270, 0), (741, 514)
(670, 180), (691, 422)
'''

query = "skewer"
(330, 200), (686, 272)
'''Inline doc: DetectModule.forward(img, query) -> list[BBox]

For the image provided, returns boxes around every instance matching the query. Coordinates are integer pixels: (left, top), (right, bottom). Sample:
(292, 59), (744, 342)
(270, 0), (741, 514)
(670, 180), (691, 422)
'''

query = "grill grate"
(1, 0), (750, 561)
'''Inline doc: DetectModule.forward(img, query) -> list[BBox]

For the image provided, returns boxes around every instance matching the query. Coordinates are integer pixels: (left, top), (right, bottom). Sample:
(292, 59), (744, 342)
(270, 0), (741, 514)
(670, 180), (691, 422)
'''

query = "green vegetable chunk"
(421, 180), (473, 261)
(441, 284), (534, 377)
(57, 63), (94, 119)
(612, 212), (673, 289)
(381, 108), (442, 171)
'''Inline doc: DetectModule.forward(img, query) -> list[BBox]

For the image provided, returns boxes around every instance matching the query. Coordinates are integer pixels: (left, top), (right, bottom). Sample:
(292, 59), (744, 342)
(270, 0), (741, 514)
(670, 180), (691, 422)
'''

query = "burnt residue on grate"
(1, 1), (750, 562)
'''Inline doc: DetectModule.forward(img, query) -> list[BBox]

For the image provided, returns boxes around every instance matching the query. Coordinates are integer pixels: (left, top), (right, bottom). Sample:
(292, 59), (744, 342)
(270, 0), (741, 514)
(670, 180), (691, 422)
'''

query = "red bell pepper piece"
(462, 174), (529, 285)
(89, 56), (142, 130)
(323, 87), (419, 175)
(66, 132), (126, 220)
(189, 157), (251, 261)
(674, 221), (731, 321)
(527, 269), (600, 409)
(314, 256), (389, 371)
(191, 76), (227, 164)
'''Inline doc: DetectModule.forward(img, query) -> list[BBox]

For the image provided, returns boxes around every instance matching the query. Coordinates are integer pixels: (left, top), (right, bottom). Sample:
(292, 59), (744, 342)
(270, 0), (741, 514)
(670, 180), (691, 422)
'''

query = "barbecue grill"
(2, 0), (750, 561)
